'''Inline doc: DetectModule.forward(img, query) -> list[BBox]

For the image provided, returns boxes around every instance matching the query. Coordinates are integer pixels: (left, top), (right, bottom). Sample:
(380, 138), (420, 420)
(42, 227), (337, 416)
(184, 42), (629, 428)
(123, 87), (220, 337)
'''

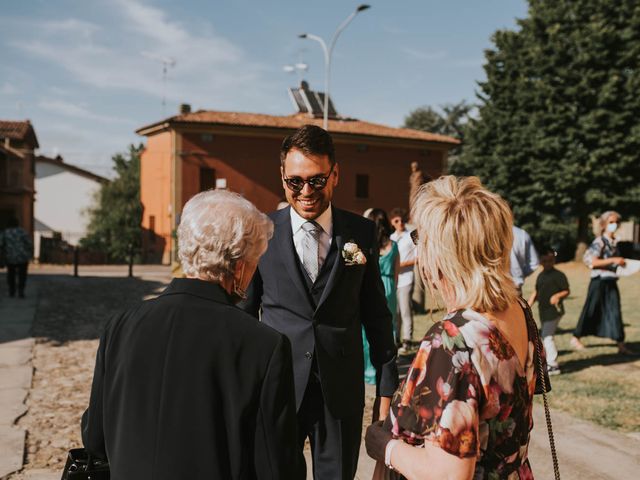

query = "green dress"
(363, 241), (399, 384)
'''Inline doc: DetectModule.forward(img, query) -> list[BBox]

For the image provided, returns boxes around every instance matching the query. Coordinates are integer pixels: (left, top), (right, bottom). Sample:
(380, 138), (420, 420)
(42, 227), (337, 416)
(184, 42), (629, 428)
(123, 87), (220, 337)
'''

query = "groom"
(241, 125), (398, 479)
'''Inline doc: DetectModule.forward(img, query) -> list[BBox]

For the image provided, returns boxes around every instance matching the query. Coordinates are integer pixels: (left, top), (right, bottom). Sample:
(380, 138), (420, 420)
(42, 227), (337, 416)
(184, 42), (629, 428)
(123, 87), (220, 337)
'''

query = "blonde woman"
(365, 176), (539, 479)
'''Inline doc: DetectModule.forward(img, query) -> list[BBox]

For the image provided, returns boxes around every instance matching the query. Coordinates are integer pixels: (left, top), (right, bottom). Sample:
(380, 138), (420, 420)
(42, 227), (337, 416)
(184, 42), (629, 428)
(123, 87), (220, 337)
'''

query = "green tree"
(404, 101), (472, 160)
(453, 0), (640, 258)
(81, 144), (143, 262)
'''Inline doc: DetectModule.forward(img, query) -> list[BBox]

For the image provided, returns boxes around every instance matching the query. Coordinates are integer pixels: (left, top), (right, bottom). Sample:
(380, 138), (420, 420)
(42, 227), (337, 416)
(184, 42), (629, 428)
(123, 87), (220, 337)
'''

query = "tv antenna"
(142, 51), (176, 116)
(284, 48), (309, 82)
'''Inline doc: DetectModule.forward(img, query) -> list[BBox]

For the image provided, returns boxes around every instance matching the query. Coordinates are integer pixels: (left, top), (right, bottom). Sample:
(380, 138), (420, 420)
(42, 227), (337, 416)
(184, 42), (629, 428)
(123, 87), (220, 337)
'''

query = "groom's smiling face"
(281, 147), (339, 221)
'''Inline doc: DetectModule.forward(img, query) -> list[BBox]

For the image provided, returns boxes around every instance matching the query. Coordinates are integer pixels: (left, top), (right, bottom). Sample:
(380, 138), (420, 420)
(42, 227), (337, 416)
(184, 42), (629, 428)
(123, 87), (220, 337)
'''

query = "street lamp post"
(299, 4), (370, 130)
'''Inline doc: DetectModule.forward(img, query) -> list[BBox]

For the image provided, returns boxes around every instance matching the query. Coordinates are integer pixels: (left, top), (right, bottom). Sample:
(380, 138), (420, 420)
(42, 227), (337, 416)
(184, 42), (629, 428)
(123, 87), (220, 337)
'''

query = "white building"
(34, 155), (107, 260)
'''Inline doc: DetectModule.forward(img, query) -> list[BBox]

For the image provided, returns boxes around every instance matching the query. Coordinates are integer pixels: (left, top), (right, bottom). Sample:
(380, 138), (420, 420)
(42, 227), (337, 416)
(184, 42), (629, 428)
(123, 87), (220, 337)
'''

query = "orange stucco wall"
(179, 131), (445, 215)
(140, 128), (447, 264)
(140, 132), (172, 263)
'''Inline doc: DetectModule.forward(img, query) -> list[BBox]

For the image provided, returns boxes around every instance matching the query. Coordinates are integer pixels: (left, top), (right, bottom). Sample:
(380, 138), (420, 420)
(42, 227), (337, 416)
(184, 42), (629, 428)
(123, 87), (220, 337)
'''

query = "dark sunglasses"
(283, 164), (334, 193)
(410, 229), (419, 245)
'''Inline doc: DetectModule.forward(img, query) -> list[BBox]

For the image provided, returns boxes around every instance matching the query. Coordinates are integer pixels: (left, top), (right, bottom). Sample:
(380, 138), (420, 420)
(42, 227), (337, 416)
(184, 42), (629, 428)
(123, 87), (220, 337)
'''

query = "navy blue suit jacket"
(241, 206), (398, 419)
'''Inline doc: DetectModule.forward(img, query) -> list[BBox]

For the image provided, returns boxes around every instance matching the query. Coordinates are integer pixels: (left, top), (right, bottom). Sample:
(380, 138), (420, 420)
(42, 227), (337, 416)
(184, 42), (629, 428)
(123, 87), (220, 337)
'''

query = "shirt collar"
(290, 203), (333, 236)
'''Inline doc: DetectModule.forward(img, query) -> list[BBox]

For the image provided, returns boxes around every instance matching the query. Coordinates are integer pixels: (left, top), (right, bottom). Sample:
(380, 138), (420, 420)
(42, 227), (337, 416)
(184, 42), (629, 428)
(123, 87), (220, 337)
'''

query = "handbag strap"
(530, 308), (561, 480)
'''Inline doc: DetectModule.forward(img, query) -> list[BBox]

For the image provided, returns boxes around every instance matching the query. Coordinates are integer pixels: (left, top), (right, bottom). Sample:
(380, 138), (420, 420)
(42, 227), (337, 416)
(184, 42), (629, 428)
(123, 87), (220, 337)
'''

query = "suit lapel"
(317, 207), (347, 309)
(274, 207), (312, 302)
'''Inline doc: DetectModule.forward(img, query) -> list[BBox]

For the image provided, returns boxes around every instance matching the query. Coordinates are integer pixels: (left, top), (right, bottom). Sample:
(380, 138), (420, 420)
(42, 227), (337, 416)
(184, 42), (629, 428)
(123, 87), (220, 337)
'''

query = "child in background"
(528, 246), (570, 375)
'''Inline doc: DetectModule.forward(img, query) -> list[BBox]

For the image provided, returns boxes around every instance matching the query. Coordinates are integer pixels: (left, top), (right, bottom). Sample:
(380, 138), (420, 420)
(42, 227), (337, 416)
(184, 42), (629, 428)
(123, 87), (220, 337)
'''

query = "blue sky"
(0, 0), (527, 177)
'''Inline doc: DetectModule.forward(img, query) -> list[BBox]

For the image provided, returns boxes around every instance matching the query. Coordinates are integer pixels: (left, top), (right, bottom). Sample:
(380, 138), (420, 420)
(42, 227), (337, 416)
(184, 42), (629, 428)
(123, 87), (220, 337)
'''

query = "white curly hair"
(178, 190), (273, 282)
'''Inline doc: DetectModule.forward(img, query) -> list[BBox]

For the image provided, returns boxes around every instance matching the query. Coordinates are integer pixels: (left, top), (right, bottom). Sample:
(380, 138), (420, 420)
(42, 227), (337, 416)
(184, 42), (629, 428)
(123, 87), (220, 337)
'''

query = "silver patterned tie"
(301, 221), (322, 282)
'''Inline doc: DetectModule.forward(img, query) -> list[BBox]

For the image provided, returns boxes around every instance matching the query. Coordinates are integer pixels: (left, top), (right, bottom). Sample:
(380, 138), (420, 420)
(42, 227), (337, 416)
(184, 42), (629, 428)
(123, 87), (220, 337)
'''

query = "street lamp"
(299, 4), (370, 130)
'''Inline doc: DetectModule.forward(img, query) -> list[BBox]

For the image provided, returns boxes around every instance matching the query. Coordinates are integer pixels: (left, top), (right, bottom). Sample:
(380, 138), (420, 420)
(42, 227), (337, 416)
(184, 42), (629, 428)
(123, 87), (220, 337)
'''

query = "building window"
(201, 133), (213, 143)
(200, 167), (216, 191)
(149, 215), (156, 244)
(355, 174), (369, 199)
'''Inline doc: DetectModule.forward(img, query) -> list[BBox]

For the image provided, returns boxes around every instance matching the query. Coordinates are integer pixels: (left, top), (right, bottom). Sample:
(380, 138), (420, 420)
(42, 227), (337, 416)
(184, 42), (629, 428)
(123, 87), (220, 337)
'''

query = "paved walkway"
(0, 285), (37, 479)
(1, 268), (639, 479)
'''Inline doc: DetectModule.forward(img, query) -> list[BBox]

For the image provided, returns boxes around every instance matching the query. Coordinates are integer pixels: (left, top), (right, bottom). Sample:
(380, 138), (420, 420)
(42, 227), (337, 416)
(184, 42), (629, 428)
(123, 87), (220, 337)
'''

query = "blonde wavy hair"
(411, 175), (519, 312)
(178, 190), (273, 282)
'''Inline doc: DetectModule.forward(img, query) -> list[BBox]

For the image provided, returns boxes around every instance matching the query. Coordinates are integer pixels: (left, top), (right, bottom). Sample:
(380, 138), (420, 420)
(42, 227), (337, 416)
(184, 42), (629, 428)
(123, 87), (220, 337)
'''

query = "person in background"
(364, 208), (399, 384)
(389, 207), (416, 355)
(365, 176), (539, 479)
(81, 190), (304, 479)
(510, 225), (540, 295)
(1, 216), (33, 298)
(528, 246), (570, 375)
(572, 211), (634, 355)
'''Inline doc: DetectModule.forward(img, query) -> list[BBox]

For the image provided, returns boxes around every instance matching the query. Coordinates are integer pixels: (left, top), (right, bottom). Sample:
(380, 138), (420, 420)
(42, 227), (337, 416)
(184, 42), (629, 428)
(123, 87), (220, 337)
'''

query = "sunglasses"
(283, 164), (335, 193)
(410, 229), (419, 245)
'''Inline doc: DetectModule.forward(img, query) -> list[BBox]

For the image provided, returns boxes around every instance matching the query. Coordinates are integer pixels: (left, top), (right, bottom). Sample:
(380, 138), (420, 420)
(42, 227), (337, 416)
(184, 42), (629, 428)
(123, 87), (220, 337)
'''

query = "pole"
(73, 246), (79, 277)
(128, 243), (134, 278)
(299, 5), (370, 131)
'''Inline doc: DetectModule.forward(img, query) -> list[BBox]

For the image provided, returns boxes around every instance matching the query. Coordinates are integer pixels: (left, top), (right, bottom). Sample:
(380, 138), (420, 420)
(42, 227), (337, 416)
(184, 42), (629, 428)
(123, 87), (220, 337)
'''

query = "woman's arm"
(390, 440), (476, 480)
(591, 257), (625, 268)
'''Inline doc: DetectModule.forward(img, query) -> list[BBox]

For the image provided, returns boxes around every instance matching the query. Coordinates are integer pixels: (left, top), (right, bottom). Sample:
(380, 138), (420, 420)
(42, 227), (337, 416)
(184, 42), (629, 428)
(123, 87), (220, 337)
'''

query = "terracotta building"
(0, 120), (38, 236)
(136, 104), (458, 264)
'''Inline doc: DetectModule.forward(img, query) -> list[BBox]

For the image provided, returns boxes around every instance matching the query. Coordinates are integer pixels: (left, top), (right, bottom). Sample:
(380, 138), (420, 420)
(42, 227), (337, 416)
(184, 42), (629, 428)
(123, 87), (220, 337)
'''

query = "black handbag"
(61, 448), (110, 480)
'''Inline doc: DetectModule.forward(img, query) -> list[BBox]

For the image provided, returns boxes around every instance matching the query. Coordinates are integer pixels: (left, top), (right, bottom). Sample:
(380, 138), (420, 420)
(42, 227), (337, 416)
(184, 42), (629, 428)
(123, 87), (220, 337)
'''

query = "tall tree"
(81, 144), (143, 262)
(404, 101), (471, 160)
(453, 0), (640, 258)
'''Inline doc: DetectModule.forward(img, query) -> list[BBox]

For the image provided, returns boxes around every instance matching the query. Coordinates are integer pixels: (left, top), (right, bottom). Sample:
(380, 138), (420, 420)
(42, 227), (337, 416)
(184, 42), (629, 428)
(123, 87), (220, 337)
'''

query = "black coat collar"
(161, 277), (234, 305)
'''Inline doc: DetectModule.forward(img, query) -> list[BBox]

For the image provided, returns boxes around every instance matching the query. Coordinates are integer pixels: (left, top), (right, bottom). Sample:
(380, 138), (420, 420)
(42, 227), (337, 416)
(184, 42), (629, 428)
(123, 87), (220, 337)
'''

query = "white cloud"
(10, 0), (272, 109)
(38, 99), (134, 125)
(0, 82), (18, 95)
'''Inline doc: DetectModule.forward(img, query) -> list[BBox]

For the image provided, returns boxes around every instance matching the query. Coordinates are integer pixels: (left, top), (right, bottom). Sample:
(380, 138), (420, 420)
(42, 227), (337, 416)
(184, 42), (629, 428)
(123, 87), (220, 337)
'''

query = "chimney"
(179, 103), (191, 115)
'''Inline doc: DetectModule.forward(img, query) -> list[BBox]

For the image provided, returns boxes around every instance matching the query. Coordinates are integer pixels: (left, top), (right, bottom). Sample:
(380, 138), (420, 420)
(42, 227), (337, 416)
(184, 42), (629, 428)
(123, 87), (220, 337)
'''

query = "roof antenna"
(142, 51), (176, 117)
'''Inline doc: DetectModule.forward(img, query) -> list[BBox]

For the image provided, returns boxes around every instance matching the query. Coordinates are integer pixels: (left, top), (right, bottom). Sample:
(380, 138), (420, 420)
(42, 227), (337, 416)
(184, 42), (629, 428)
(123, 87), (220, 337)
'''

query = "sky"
(0, 0), (528, 178)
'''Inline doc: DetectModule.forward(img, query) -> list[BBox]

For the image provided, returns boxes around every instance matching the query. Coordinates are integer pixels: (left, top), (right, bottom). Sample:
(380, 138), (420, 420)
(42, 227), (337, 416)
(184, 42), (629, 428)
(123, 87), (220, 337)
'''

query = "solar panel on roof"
(288, 88), (308, 113)
(315, 92), (337, 118)
(288, 81), (339, 119)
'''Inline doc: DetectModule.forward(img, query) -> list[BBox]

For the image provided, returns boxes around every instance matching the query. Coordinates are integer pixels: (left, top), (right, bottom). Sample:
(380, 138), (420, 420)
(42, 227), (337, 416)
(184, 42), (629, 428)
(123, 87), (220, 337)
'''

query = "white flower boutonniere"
(342, 241), (367, 266)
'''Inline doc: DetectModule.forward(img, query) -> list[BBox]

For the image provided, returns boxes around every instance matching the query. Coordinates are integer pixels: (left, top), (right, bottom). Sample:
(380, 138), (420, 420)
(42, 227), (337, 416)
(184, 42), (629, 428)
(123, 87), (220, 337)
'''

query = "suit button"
(305, 351), (313, 360)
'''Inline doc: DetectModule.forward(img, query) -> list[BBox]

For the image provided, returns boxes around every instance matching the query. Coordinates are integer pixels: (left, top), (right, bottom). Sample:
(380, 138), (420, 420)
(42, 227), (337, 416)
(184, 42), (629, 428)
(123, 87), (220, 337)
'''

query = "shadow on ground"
(3, 273), (167, 345)
(556, 341), (640, 374)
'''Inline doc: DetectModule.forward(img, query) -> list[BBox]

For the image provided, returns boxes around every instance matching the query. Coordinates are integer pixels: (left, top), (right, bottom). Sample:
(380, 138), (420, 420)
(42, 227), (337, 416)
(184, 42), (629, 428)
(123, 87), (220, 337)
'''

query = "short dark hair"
(389, 207), (408, 222)
(539, 245), (557, 257)
(280, 124), (335, 167)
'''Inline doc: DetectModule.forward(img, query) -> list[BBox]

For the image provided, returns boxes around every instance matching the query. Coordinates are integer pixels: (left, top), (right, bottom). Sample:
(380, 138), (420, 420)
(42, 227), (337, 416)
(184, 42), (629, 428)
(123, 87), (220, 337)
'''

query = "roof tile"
(138, 111), (460, 145)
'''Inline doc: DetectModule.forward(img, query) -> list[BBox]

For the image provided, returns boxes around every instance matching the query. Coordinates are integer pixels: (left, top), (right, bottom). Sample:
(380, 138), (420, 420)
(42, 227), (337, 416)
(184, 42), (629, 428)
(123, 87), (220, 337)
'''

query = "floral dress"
(390, 304), (537, 479)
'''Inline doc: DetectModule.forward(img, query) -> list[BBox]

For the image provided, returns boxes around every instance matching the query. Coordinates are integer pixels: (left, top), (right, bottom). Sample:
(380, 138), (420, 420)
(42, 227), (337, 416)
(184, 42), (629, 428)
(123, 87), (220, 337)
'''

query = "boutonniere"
(342, 241), (367, 266)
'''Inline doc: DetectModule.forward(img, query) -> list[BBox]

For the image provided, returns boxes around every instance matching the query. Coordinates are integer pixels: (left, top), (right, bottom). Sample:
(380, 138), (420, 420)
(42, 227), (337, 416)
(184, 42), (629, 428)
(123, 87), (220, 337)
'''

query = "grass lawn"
(412, 261), (640, 433)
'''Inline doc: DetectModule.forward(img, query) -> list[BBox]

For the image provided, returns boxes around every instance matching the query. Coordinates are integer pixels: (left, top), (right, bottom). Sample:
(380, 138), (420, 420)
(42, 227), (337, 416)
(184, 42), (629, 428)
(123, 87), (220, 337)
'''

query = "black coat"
(241, 206), (398, 419)
(81, 278), (304, 480)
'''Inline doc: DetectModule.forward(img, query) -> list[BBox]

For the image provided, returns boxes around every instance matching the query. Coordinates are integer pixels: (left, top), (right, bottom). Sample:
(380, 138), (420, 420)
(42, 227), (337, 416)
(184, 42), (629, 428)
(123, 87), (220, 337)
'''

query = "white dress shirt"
(290, 205), (333, 271)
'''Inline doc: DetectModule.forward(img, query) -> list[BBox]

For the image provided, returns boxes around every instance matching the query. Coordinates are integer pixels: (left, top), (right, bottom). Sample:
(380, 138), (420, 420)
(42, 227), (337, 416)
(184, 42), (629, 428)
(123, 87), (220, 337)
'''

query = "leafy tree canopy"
(81, 144), (143, 262)
(404, 101), (472, 160)
(452, 0), (640, 258)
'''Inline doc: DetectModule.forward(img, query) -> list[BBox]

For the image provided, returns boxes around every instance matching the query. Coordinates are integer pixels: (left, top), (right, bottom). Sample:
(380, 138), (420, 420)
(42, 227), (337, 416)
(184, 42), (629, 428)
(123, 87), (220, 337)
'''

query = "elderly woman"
(80, 190), (304, 479)
(365, 176), (539, 479)
(571, 211), (633, 355)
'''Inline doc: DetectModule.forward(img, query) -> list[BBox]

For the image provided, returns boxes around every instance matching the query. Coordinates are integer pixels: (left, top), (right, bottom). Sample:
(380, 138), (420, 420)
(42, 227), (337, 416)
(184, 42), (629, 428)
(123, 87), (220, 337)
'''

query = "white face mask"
(606, 223), (618, 233)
